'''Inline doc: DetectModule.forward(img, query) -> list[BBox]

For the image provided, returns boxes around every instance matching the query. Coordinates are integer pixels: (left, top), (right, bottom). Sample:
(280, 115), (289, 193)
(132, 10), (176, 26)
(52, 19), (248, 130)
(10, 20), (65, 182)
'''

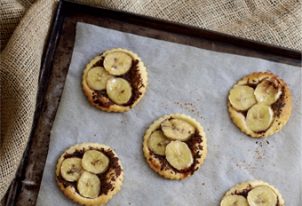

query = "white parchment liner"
(37, 22), (302, 206)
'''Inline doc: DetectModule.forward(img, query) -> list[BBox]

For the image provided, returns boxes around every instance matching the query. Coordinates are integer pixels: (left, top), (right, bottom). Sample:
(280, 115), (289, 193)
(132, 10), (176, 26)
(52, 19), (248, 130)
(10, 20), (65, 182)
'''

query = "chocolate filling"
(246, 83), (257, 89)
(271, 87), (286, 118)
(91, 57), (144, 108)
(150, 129), (204, 177)
(57, 147), (122, 197)
(232, 185), (253, 198)
(93, 57), (104, 67)
(232, 185), (280, 206)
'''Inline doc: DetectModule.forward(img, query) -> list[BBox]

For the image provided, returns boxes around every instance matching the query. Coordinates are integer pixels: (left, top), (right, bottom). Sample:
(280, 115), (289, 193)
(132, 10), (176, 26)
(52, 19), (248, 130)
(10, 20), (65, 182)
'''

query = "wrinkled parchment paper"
(37, 22), (302, 206)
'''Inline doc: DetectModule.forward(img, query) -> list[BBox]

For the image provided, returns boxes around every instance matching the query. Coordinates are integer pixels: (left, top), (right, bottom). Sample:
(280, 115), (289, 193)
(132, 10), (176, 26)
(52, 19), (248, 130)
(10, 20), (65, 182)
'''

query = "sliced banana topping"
(148, 130), (170, 156)
(246, 103), (273, 132)
(82, 150), (109, 174)
(229, 85), (257, 111)
(103, 51), (133, 75)
(77, 171), (101, 198)
(86, 67), (112, 90)
(254, 79), (282, 105)
(106, 78), (132, 105)
(161, 118), (195, 141)
(247, 186), (277, 206)
(60, 157), (82, 182)
(165, 140), (193, 170)
(220, 195), (248, 206)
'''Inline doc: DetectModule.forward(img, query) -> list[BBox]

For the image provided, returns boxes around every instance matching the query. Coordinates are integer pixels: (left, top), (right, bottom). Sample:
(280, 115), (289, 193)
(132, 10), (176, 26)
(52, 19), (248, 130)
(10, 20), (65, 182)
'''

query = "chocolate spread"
(271, 87), (285, 118)
(57, 147), (122, 196)
(150, 129), (204, 177)
(233, 185), (252, 197)
(232, 185), (280, 206)
(91, 57), (144, 108)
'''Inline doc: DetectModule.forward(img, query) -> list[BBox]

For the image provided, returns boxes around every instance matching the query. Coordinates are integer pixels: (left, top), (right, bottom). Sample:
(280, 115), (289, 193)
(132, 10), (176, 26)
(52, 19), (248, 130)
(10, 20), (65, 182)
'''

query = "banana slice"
(161, 118), (195, 141)
(77, 171), (101, 198)
(229, 85), (257, 111)
(165, 140), (193, 170)
(60, 157), (82, 182)
(246, 103), (273, 132)
(106, 78), (132, 104)
(86, 67), (112, 90)
(82, 150), (109, 174)
(103, 51), (133, 75)
(148, 130), (170, 156)
(247, 185), (277, 206)
(254, 79), (282, 105)
(220, 195), (248, 206)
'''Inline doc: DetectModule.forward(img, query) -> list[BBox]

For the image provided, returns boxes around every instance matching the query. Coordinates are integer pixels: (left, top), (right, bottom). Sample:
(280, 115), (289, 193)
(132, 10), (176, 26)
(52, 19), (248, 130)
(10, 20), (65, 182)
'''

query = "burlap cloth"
(0, 0), (301, 201)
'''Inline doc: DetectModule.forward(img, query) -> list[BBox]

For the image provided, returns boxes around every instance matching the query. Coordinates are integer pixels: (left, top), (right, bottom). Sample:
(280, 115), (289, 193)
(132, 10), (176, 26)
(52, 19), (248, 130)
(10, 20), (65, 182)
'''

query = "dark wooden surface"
(5, 0), (301, 205)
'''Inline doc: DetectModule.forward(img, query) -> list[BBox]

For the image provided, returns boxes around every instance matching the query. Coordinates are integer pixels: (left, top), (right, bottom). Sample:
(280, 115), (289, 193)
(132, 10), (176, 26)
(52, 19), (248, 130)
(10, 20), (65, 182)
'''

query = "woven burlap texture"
(0, 0), (56, 200)
(75, 0), (302, 50)
(0, 0), (301, 201)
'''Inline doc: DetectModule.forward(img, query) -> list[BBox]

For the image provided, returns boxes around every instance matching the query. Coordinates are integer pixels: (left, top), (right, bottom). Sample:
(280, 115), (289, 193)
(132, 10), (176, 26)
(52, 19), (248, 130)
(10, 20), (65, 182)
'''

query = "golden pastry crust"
(228, 72), (292, 138)
(143, 114), (207, 180)
(82, 48), (148, 112)
(56, 143), (124, 206)
(221, 180), (285, 206)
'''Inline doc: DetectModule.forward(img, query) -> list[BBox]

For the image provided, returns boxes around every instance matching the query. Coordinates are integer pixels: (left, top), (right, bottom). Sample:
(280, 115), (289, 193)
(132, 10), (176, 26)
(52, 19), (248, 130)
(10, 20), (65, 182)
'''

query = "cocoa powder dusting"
(174, 101), (203, 119)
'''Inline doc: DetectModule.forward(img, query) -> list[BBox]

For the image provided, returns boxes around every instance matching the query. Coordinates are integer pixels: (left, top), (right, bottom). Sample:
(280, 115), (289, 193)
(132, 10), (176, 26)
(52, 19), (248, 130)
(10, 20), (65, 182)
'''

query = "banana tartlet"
(82, 48), (148, 112)
(220, 180), (285, 206)
(56, 143), (124, 205)
(228, 72), (292, 138)
(143, 114), (207, 180)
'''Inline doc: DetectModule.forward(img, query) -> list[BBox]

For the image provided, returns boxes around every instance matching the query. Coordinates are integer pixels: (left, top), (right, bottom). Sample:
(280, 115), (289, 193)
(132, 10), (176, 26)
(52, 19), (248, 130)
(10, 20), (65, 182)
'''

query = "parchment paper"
(37, 22), (302, 206)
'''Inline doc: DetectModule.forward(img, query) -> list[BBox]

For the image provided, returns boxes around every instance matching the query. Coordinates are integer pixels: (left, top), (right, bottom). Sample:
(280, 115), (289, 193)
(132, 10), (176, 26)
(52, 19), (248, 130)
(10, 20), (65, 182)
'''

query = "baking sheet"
(37, 22), (302, 206)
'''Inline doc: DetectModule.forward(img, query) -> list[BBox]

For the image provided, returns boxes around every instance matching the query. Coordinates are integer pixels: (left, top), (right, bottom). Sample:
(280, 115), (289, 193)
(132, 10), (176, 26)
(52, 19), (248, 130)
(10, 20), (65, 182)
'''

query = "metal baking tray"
(4, 0), (301, 205)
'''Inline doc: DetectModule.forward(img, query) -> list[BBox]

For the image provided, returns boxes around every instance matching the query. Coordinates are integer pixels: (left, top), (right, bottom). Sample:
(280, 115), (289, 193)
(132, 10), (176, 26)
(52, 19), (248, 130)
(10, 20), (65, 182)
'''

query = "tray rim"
(64, 0), (301, 59)
(6, 0), (301, 205)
